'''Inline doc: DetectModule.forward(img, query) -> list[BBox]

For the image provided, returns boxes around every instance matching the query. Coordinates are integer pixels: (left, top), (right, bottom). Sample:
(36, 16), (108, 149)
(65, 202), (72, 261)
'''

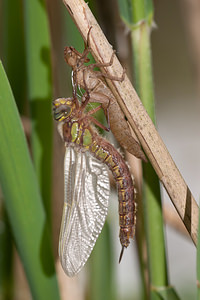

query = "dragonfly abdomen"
(62, 116), (136, 254)
(89, 135), (136, 252)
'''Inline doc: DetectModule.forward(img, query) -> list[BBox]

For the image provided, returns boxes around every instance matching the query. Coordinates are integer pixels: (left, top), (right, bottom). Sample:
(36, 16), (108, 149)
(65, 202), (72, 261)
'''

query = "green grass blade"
(117, 0), (132, 26)
(0, 2), (25, 297)
(117, 0), (153, 27)
(0, 61), (60, 300)
(23, 0), (53, 222)
(1, 0), (26, 113)
(88, 222), (114, 300)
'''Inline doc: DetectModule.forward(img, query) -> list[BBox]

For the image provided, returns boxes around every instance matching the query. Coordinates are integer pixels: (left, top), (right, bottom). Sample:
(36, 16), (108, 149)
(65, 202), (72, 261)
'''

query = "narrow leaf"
(0, 62), (60, 300)
(23, 0), (53, 223)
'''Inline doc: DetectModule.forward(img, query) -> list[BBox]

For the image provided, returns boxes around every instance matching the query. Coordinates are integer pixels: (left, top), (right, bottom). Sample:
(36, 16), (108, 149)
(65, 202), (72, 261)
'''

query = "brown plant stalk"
(62, 0), (199, 245)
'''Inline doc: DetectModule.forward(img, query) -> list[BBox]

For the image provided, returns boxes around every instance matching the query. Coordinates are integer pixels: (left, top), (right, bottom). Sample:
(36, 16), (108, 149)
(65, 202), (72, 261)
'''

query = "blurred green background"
(0, 0), (199, 299)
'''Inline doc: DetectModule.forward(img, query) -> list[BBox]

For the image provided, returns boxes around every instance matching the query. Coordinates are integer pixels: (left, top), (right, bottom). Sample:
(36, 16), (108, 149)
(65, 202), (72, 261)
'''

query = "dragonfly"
(64, 27), (146, 162)
(53, 85), (136, 277)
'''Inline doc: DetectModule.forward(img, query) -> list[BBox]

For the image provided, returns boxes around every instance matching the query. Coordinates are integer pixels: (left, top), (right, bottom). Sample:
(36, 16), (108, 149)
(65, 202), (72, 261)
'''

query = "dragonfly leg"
(86, 105), (102, 115)
(72, 27), (93, 65)
(85, 91), (111, 131)
(84, 50), (116, 71)
(105, 98), (111, 131)
(81, 73), (110, 132)
(87, 115), (109, 132)
(84, 26), (93, 49)
(84, 98), (111, 132)
(98, 67), (125, 82)
(75, 27), (93, 69)
(77, 46), (91, 68)
(80, 69), (91, 110)
(82, 46), (125, 83)
(71, 78), (80, 109)
(81, 95), (110, 132)
(82, 28), (117, 71)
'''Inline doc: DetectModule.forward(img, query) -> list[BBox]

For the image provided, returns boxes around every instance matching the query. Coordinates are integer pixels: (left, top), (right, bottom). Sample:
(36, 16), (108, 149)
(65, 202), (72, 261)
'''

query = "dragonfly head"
(53, 98), (74, 122)
(64, 46), (90, 67)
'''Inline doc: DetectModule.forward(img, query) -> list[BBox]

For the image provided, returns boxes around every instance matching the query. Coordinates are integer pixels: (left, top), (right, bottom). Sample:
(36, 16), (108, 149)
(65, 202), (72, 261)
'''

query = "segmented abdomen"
(89, 134), (136, 249)
(62, 120), (136, 250)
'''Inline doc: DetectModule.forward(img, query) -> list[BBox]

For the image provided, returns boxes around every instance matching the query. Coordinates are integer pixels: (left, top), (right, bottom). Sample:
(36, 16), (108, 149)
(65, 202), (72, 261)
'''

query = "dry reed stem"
(62, 0), (199, 245)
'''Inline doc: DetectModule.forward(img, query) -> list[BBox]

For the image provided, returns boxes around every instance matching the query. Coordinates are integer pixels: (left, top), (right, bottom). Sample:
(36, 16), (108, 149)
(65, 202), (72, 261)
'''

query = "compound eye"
(53, 105), (71, 121)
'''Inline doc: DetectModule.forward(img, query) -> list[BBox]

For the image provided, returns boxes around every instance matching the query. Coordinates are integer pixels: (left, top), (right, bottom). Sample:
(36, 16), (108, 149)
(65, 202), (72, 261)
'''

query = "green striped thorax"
(53, 97), (93, 149)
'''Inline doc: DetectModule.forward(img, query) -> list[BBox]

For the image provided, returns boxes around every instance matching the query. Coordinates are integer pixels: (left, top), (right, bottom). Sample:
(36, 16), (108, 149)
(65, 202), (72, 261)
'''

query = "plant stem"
(129, 2), (168, 298)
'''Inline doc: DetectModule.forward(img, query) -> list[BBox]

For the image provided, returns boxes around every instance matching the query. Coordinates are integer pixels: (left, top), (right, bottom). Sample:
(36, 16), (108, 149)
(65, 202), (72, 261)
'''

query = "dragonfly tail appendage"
(119, 245), (125, 263)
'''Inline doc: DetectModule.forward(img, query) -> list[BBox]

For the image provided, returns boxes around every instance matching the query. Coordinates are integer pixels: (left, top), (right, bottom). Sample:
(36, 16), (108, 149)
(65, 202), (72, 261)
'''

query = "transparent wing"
(59, 147), (110, 277)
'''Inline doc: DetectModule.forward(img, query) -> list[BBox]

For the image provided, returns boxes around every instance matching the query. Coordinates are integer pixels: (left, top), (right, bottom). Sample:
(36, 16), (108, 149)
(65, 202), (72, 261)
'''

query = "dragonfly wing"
(59, 147), (110, 277)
